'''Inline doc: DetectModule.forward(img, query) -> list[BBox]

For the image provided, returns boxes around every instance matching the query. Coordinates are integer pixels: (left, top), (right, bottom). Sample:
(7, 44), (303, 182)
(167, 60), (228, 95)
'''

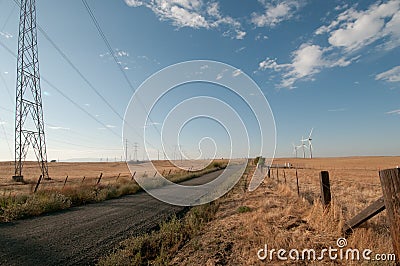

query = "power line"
(82, 0), (135, 93)
(1, 2), (16, 31)
(0, 70), (14, 104)
(81, 0), (165, 150)
(0, 39), (121, 139)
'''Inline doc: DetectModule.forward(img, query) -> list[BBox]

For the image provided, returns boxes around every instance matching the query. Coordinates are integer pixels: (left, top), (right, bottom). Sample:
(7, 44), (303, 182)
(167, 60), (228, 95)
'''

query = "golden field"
(170, 156), (400, 265)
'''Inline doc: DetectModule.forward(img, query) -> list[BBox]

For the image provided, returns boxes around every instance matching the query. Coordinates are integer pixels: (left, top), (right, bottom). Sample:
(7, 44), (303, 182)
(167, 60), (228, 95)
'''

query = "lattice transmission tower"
(13, 0), (49, 181)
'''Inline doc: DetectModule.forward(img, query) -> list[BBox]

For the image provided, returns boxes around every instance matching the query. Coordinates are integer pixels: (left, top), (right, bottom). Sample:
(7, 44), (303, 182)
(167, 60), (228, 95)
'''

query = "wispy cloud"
(0, 31), (13, 39)
(328, 108), (347, 112)
(376, 66), (400, 83)
(48, 126), (70, 130)
(144, 122), (161, 128)
(386, 109), (400, 115)
(215, 68), (228, 80)
(251, 0), (304, 27)
(258, 1), (397, 88)
(0, 121), (6, 125)
(232, 69), (242, 77)
(235, 46), (246, 53)
(106, 125), (116, 128)
(124, 0), (246, 39)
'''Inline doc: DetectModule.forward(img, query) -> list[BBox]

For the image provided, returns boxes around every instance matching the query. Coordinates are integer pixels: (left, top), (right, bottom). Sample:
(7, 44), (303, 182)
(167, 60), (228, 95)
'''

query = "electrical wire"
(0, 39), (121, 139)
(81, 0), (168, 152)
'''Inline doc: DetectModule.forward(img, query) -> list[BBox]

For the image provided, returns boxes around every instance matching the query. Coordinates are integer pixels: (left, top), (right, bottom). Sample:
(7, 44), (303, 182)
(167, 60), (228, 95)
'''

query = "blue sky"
(0, 0), (399, 161)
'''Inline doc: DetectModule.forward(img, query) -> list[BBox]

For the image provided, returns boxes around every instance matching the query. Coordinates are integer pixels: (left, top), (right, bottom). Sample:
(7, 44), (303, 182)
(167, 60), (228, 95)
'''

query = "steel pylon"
(14, 0), (49, 181)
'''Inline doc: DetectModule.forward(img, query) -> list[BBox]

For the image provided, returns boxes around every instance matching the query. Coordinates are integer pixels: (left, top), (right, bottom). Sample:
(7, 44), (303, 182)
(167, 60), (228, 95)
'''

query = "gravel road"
(0, 169), (225, 266)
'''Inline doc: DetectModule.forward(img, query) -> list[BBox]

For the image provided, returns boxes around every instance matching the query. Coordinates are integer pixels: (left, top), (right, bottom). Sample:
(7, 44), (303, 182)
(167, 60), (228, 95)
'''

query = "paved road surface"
(0, 169), (225, 266)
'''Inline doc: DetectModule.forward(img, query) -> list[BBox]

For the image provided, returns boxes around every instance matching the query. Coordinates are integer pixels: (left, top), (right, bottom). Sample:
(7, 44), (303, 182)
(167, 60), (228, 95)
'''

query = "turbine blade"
(309, 128), (314, 138)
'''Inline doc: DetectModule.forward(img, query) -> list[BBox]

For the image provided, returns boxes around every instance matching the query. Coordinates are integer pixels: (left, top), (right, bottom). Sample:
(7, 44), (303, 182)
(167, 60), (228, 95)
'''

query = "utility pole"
(13, 0), (49, 182)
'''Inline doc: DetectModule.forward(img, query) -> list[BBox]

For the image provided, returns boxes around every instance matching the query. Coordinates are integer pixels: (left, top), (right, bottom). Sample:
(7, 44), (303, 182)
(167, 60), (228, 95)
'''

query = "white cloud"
(255, 34), (268, 41)
(215, 68), (228, 80)
(251, 0), (303, 27)
(125, 0), (143, 7)
(259, 44), (356, 88)
(124, 0), (245, 39)
(232, 69), (242, 77)
(0, 121), (6, 125)
(0, 31), (13, 39)
(386, 109), (400, 114)
(48, 126), (70, 130)
(4, 71), (8, 74)
(106, 125), (116, 128)
(375, 66), (400, 83)
(235, 46), (246, 53)
(316, 1), (400, 52)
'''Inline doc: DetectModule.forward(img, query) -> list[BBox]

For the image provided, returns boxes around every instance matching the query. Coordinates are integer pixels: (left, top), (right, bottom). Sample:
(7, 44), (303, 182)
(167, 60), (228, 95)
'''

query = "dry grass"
(170, 157), (399, 265)
(0, 160), (227, 222)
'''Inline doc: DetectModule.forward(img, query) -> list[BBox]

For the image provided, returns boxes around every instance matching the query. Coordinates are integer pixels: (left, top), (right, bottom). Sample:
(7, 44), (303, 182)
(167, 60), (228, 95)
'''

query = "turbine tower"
(307, 128), (314, 159)
(13, 0), (49, 181)
(300, 136), (308, 158)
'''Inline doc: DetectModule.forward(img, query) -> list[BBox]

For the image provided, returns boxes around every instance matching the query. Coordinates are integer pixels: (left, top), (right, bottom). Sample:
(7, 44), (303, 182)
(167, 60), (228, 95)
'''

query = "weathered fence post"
(63, 175), (69, 188)
(379, 168), (400, 262)
(296, 169), (300, 196)
(116, 173), (121, 181)
(97, 173), (103, 185)
(283, 169), (286, 184)
(276, 168), (279, 183)
(168, 169), (172, 176)
(267, 167), (270, 178)
(319, 171), (331, 208)
(154, 171), (157, 177)
(34, 175), (43, 193)
(82, 176), (86, 183)
(131, 171), (136, 181)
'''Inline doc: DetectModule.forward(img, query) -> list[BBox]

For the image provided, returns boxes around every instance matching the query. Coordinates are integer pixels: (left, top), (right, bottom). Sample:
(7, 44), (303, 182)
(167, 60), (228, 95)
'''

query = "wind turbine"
(307, 128), (314, 159)
(300, 136), (308, 158)
(292, 143), (298, 158)
(292, 143), (302, 158)
(301, 128), (314, 159)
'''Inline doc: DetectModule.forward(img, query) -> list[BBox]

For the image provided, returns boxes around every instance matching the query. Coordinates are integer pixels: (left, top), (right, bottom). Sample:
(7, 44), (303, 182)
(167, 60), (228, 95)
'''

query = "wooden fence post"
(283, 169), (286, 184)
(319, 171), (331, 207)
(154, 171), (157, 177)
(82, 176), (86, 183)
(34, 175), (43, 193)
(379, 168), (400, 262)
(116, 173), (120, 181)
(97, 173), (103, 185)
(131, 171), (136, 181)
(276, 168), (279, 183)
(267, 167), (270, 178)
(63, 175), (69, 188)
(295, 169), (300, 196)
